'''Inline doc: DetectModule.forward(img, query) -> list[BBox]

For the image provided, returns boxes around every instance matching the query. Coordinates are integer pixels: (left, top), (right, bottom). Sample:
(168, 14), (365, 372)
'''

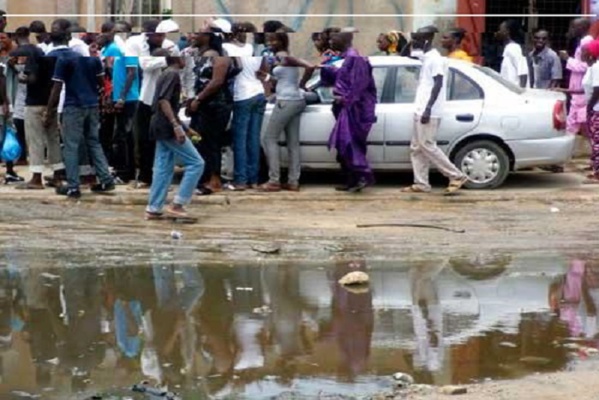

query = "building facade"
(0, 0), (592, 61)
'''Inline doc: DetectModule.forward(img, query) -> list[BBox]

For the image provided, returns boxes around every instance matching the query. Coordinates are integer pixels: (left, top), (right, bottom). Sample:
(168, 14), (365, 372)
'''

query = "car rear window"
(473, 65), (526, 95)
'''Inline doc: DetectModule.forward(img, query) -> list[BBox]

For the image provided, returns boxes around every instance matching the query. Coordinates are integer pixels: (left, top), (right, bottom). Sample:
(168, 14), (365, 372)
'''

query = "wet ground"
(1, 165), (599, 398)
(0, 254), (597, 399)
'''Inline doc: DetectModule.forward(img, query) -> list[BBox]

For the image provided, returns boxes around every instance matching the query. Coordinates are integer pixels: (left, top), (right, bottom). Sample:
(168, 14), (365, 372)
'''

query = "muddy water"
(0, 254), (597, 399)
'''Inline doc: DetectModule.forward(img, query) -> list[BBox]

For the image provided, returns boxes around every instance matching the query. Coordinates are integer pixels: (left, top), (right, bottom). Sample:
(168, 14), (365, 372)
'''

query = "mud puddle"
(0, 254), (597, 399)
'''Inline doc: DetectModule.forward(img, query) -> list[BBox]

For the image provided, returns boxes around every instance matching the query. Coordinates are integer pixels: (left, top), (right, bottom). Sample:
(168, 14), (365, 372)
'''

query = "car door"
(437, 68), (484, 152)
(296, 66), (390, 165)
(383, 65), (420, 164)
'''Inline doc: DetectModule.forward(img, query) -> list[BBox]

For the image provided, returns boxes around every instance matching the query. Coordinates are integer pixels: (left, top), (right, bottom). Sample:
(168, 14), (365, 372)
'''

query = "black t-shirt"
(16, 45), (53, 106)
(150, 68), (181, 141)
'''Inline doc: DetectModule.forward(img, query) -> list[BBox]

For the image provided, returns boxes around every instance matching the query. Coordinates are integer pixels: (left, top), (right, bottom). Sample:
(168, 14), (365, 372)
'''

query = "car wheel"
(453, 140), (510, 189)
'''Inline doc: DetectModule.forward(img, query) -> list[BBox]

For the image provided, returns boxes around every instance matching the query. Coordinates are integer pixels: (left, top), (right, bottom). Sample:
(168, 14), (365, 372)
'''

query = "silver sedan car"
(182, 56), (575, 189)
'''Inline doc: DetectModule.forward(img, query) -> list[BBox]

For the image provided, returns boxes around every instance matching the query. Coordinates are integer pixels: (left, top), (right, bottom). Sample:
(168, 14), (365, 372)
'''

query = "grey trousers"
(261, 99), (306, 185)
(25, 106), (64, 173)
(411, 115), (464, 190)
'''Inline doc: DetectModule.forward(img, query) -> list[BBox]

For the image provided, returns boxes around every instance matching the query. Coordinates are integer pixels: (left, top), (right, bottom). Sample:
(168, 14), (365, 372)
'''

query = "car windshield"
(472, 65), (526, 95)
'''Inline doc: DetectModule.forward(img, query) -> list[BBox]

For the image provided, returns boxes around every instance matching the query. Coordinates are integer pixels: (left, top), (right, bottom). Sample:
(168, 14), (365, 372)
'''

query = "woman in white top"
(223, 23), (269, 191)
(496, 20), (529, 88)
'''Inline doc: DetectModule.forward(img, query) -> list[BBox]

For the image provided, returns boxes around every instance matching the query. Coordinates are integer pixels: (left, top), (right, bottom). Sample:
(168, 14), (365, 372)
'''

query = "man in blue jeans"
(145, 54), (204, 221)
(45, 33), (115, 198)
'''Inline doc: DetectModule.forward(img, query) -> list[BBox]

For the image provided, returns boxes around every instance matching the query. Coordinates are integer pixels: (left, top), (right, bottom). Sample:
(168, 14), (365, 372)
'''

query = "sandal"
(195, 187), (213, 196)
(401, 185), (430, 193)
(15, 182), (45, 190)
(583, 177), (599, 185)
(257, 183), (282, 192)
(144, 211), (163, 221)
(445, 176), (469, 195)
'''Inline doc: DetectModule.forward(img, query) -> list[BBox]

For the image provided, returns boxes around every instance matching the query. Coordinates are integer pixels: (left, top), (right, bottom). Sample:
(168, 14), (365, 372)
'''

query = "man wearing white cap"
(125, 19), (181, 188)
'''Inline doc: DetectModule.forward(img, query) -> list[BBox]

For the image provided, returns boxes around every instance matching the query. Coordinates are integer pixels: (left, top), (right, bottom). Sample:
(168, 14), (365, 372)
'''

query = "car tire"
(453, 140), (510, 190)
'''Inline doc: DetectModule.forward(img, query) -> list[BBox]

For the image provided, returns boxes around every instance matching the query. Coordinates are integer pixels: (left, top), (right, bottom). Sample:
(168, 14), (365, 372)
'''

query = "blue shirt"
(52, 49), (104, 107)
(102, 42), (140, 102)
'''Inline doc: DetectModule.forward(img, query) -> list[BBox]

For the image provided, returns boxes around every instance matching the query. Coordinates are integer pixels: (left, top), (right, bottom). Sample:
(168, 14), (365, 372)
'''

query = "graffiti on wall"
(186, 0), (417, 58)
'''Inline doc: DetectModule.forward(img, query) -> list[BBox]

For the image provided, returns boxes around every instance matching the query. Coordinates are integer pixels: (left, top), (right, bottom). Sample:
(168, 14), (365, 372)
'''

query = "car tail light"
(553, 100), (566, 131)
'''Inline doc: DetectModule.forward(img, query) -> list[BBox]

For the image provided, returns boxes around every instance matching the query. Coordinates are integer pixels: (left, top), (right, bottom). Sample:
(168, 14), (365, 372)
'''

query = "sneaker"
(4, 172), (24, 184)
(56, 186), (82, 199)
(91, 182), (116, 193)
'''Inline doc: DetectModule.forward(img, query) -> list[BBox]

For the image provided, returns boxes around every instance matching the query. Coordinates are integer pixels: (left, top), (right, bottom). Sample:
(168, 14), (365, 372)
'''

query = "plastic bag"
(1, 125), (21, 162)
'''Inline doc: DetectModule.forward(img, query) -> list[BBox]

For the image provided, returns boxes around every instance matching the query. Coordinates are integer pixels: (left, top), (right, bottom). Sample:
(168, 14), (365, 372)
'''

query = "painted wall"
(5, 0), (105, 32)
(173, 0), (458, 59)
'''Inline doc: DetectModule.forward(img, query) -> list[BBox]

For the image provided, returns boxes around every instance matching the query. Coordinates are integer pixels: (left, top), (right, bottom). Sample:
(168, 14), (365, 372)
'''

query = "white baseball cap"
(210, 18), (232, 34)
(156, 19), (180, 33)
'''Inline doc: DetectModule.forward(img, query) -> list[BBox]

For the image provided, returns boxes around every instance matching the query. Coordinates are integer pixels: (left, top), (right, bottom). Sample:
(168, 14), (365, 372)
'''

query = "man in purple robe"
(320, 31), (377, 192)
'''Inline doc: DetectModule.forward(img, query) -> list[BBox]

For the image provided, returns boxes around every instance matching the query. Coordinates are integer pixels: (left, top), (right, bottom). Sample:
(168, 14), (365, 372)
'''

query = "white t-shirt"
(501, 42), (529, 86)
(125, 34), (180, 106)
(582, 62), (599, 112)
(223, 42), (264, 102)
(414, 49), (447, 118)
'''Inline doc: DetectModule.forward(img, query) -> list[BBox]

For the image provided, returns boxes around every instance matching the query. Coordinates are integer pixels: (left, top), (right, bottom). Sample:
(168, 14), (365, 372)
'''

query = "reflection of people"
(549, 259), (598, 338)
(329, 260), (374, 380)
(410, 263), (445, 372)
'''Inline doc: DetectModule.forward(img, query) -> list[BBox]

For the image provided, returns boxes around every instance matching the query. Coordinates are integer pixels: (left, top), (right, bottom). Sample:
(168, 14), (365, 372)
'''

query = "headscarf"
(385, 30), (404, 54)
(586, 39), (599, 59)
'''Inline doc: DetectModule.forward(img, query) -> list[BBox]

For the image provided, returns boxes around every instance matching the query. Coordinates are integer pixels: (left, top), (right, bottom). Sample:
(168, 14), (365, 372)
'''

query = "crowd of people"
(0, 12), (599, 220)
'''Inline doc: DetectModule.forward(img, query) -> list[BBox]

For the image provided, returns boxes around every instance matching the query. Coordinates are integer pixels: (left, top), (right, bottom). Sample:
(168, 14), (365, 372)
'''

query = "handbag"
(1, 124), (21, 162)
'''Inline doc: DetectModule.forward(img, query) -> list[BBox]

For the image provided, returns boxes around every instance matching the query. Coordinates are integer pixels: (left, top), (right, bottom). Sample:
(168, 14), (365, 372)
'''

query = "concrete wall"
(170, 0), (461, 59)
(3, 0), (460, 58)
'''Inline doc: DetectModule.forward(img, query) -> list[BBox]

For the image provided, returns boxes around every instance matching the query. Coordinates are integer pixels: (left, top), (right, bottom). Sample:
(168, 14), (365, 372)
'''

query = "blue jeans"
(62, 106), (113, 189)
(146, 137), (204, 213)
(232, 94), (266, 185)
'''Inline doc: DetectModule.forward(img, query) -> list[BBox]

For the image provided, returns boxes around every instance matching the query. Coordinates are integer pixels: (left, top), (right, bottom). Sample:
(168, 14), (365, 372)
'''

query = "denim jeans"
(146, 137), (204, 214)
(62, 106), (113, 190)
(113, 102), (137, 181)
(232, 94), (266, 185)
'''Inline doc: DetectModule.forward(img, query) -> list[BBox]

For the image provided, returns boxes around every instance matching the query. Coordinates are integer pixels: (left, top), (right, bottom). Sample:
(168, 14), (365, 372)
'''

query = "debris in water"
(236, 287), (254, 292)
(453, 290), (471, 299)
(550, 207), (560, 213)
(440, 386), (468, 395)
(11, 391), (41, 399)
(339, 271), (369, 286)
(520, 356), (551, 366)
(251, 244), (281, 254)
(392, 372), (414, 388)
(171, 231), (182, 240)
(499, 342), (517, 348)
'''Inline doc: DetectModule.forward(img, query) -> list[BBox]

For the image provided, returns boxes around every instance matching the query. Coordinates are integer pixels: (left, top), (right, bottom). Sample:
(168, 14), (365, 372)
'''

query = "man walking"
(320, 30), (377, 192)
(529, 29), (562, 89)
(45, 27), (115, 198)
(145, 55), (204, 221)
(401, 26), (468, 195)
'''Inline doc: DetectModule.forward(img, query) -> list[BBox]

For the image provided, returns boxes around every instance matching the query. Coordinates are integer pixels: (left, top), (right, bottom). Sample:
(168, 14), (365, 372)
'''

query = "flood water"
(0, 254), (598, 399)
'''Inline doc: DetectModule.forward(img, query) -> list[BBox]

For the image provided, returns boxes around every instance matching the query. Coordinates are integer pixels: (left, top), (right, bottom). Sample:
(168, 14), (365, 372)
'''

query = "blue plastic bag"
(1, 125), (21, 162)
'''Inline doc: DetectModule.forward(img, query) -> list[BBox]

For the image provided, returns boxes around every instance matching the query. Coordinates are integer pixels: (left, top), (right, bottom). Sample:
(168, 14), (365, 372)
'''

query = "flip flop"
(400, 185), (430, 193)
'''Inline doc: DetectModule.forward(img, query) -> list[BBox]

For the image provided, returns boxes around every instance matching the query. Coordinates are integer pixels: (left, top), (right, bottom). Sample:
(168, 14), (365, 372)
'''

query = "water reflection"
(0, 255), (596, 398)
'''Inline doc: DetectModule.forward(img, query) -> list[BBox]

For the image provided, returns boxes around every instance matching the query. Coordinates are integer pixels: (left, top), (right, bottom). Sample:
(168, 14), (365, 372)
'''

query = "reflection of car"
(181, 56), (574, 189)
(297, 257), (568, 348)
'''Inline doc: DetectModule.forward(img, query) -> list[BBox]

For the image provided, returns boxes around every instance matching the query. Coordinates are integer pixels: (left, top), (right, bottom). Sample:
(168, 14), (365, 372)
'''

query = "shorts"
(567, 104), (587, 135)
